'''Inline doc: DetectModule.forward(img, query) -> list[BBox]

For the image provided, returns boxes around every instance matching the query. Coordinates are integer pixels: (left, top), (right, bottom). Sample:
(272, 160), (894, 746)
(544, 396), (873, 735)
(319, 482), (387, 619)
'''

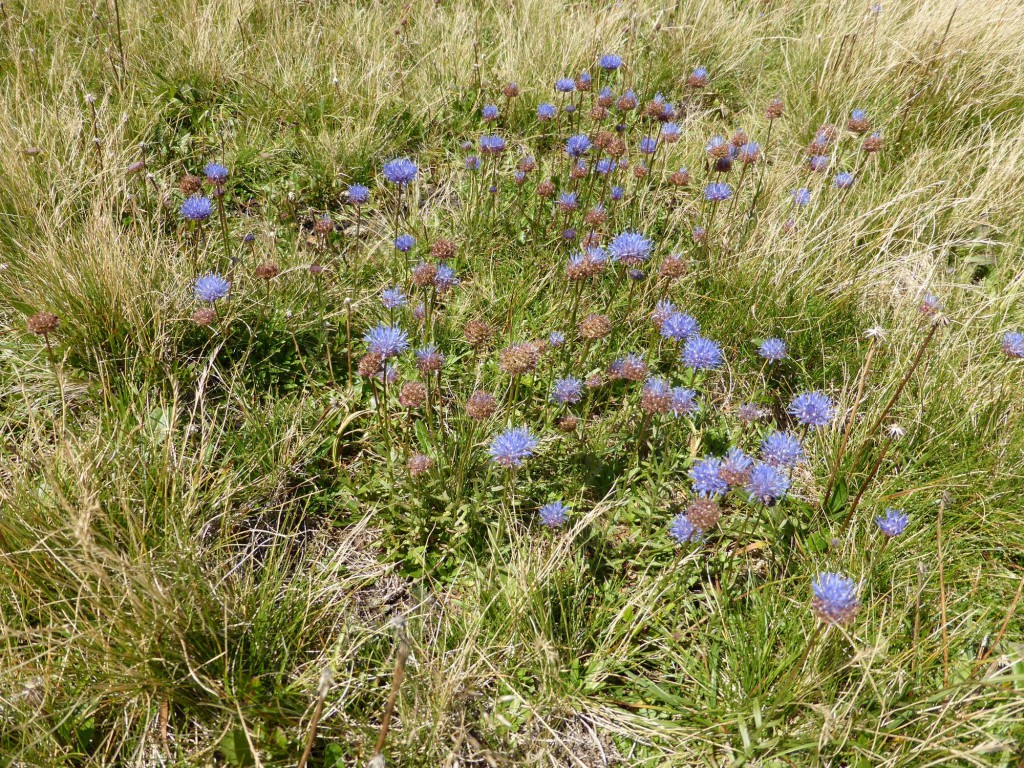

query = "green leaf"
(220, 728), (255, 767)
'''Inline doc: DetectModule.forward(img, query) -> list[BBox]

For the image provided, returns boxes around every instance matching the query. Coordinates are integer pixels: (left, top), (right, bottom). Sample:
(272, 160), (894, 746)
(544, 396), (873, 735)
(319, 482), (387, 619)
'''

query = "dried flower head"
(398, 381), (427, 408)
(578, 313), (612, 340)
(27, 311), (59, 335)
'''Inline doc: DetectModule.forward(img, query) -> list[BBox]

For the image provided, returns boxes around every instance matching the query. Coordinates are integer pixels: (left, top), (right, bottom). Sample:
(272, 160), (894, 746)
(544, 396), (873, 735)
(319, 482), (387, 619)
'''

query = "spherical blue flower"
(382, 158), (418, 185)
(651, 299), (677, 325)
(689, 65), (708, 85)
(599, 53), (622, 70)
(481, 104), (499, 120)
(833, 171), (856, 189)
(381, 287), (407, 309)
(539, 501), (568, 528)
(669, 387), (698, 417)
(488, 426), (539, 468)
(661, 123), (681, 140)
(760, 431), (804, 468)
(669, 513), (703, 544)
(394, 233), (415, 252)
(639, 136), (658, 154)
(194, 273), (230, 302)
(690, 457), (729, 497)
(464, 155), (482, 171)
(920, 293), (942, 315)
(537, 103), (557, 120)
(610, 185), (624, 201)
(1002, 331), (1024, 359)
(203, 162), (229, 185)
(557, 191), (579, 210)
(364, 323), (409, 359)
(551, 377), (583, 405)
(719, 447), (753, 486)
(661, 312), (700, 342)
(851, 108), (868, 122)
(738, 142), (760, 163)
(609, 230), (652, 265)
(562, 228), (576, 241)
(745, 462), (790, 505)
(876, 508), (909, 538)
(759, 337), (787, 362)
(812, 572), (860, 625)
(555, 78), (576, 93)
(434, 264), (459, 292)
(788, 391), (834, 429)
(705, 136), (727, 155)
(548, 331), (566, 347)
(348, 184), (370, 205)
(703, 182), (732, 202)
(792, 187), (812, 206)
(682, 336), (723, 370)
(181, 195), (213, 222)
(577, 71), (592, 88)
(565, 134), (592, 158)
(479, 135), (506, 154)
(595, 158), (617, 176)
(415, 344), (445, 370)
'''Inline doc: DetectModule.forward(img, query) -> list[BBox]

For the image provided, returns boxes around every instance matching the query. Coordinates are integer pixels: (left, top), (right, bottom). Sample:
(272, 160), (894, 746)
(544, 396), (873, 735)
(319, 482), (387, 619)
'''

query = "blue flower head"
(661, 123), (681, 140)
(489, 427), (539, 468)
(876, 508), (909, 538)
(557, 191), (579, 210)
(555, 78), (575, 93)
(434, 264), (459, 292)
(482, 104), (499, 120)
(788, 391), (834, 429)
(539, 501), (568, 528)
(565, 134), (592, 158)
(738, 142), (760, 163)
(479, 135), (506, 154)
(537, 103), (557, 120)
(577, 71), (592, 87)
(639, 136), (658, 154)
(609, 230), (652, 265)
(1003, 331), (1024, 359)
(682, 336), (723, 370)
(703, 182), (732, 202)
(194, 273), (230, 302)
(464, 155), (482, 171)
(669, 513), (703, 544)
(203, 162), (229, 185)
(719, 447), (753, 486)
(661, 312), (700, 343)
(833, 171), (856, 189)
(610, 185), (624, 201)
(792, 187), (812, 206)
(745, 462), (790, 505)
(394, 234), (416, 252)
(382, 158), (418, 185)
(812, 573), (860, 625)
(381, 287), (407, 309)
(364, 324), (409, 359)
(599, 53), (623, 70)
(670, 387), (699, 417)
(548, 331), (565, 347)
(690, 457), (729, 497)
(760, 431), (804, 468)
(759, 338), (787, 362)
(348, 184), (370, 204)
(551, 377), (583, 405)
(181, 195), (213, 222)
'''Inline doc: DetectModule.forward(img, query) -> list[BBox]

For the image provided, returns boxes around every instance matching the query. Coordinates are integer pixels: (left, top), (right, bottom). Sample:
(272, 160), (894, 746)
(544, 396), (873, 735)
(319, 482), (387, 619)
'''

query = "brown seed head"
(659, 254), (687, 280)
(398, 381), (427, 408)
(407, 453), (434, 477)
(430, 238), (456, 261)
(255, 263), (280, 280)
(765, 98), (784, 120)
(686, 497), (722, 531)
(27, 311), (59, 335)
(464, 320), (495, 348)
(578, 313), (612, 340)
(537, 180), (555, 198)
(192, 307), (217, 326)
(466, 390), (497, 420)
(412, 262), (438, 288)
(178, 174), (203, 195)
(357, 352), (385, 378)
(498, 342), (541, 375)
(558, 414), (579, 432)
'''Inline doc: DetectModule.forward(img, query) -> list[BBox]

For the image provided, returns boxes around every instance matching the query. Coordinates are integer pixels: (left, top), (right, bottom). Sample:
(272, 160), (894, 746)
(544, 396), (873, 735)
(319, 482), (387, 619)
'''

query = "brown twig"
(368, 621), (411, 767)
(297, 667), (333, 768)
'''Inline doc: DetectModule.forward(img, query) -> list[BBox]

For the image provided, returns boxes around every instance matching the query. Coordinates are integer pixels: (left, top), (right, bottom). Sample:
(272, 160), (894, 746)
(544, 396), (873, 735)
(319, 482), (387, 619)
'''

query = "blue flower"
(669, 387), (698, 417)
(382, 158), (418, 185)
(792, 187), (812, 206)
(489, 427), (539, 468)
(479, 135), (507, 154)
(682, 336), (723, 370)
(759, 337), (787, 362)
(348, 184), (370, 204)
(706, 136), (727, 155)
(718, 447), (753, 486)
(537, 103), (557, 120)
(788, 391), (834, 429)
(364, 324), (409, 358)
(760, 431), (804, 468)
(539, 501), (568, 528)
(203, 162), (229, 185)
(181, 195), (213, 221)
(639, 136), (658, 154)
(669, 513), (703, 544)
(551, 377), (584, 405)
(812, 572), (860, 625)
(434, 264), (459, 292)
(557, 191), (579, 210)
(548, 331), (566, 347)
(464, 155), (482, 171)
(876, 508), (909, 537)
(599, 53), (623, 70)
(394, 234), (416, 252)
(555, 78), (576, 93)
(610, 186), (624, 201)
(745, 462), (790, 504)
(481, 104), (499, 120)
(661, 123), (681, 140)
(415, 345), (445, 371)
(808, 155), (829, 173)
(194, 273), (230, 302)
(381, 287), (407, 309)
(690, 457), (729, 496)
(565, 134), (592, 158)
(577, 71), (592, 88)
(738, 142), (760, 163)
(689, 65), (708, 85)
(703, 182), (732, 202)
(1003, 331), (1024, 359)
(920, 293), (942, 315)
(833, 171), (855, 189)
(851, 108), (868, 122)
(609, 230), (652, 265)
(661, 312), (700, 342)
